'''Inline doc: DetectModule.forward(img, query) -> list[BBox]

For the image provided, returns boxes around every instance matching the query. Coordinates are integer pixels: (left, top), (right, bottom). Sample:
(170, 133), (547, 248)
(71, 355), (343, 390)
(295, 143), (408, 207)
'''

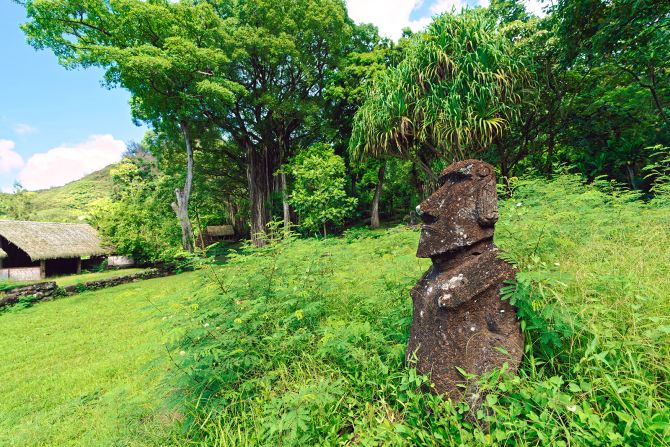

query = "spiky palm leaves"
(351, 10), (526, 163)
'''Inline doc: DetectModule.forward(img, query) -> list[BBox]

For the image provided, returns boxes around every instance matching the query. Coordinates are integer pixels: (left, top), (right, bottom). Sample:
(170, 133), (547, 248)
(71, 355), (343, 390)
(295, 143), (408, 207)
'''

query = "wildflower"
(179, 350), (186, 356)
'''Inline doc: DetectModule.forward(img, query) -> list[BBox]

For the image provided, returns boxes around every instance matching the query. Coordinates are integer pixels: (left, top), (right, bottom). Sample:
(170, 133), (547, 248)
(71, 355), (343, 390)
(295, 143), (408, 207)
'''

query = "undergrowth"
(165, 174), (670, 446)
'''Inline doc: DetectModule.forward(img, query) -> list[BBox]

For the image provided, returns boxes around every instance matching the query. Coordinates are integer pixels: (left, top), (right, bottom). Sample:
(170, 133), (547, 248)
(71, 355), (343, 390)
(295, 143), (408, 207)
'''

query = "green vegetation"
(0, 166), (113, 223)
(6, 0), (670, 445)
(1, 176), (669, 445)
(0, 268), (146, 290)
(0, 273), (202, 446)
(52, 268), (146, 287)
(284, 144), (357, 236)
(166, 176), (669, 446)
(15, 0), (668, 251)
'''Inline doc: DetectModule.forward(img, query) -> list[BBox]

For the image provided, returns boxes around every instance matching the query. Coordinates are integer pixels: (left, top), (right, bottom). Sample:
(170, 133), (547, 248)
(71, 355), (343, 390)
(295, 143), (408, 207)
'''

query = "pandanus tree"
(351, 9), (528, 197)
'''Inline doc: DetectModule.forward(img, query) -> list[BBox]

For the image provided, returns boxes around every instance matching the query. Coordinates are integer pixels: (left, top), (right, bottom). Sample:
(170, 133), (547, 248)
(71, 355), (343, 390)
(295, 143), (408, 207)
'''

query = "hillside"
(0, 166), (113, 223)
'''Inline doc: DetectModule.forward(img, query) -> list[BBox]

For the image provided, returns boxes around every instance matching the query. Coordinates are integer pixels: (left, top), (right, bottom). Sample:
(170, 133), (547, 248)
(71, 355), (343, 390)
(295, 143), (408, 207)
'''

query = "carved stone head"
(416, 160), (499, 258)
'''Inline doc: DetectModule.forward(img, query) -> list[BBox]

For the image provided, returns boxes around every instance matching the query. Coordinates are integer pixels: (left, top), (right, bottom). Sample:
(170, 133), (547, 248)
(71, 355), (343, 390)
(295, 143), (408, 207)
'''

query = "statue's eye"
(439, 171), (470, 186)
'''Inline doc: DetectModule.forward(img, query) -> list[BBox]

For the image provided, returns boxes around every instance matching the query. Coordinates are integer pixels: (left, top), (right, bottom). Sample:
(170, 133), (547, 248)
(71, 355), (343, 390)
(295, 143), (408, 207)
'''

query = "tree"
(555, 0), (669, 127)
(20, 0), (241, 252)
(351, 9), (528, 184)
(3, 183), (36, 221)
(207, 0), (354, 245)
(90, 155), (181, 262)
(326, 30), (403, 228)
(284, 144), (356, 236)
(18, 0), (354, 247)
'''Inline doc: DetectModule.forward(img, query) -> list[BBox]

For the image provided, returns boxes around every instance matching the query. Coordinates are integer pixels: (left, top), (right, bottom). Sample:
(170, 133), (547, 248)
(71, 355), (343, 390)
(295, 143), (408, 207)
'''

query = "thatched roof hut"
(206, 225), (235, 237)
(0, 221), (108, 261)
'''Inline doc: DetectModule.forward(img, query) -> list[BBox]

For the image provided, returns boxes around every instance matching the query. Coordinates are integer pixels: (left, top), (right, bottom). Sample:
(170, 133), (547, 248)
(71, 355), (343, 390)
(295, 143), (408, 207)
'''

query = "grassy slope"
(0, 273), (201, 447)
(0, 175), (668, 446)
(0, 166), (113, 223)
(172, 176), (670, 446)
(0, 268), (147, 289)
(31, 166), (113, 222)
(53, 268), (147, 287)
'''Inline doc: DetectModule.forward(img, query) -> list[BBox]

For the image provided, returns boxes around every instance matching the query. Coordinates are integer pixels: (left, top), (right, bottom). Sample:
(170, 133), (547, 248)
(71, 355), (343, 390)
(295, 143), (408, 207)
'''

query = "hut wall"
(0, 267), (42, 281)
(108, 256), (135, 268)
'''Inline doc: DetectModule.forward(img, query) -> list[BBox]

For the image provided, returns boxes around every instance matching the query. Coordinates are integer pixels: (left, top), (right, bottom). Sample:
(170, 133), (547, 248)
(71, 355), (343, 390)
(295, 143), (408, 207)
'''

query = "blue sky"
(0, 2), (145, 192)
(0, 0), (544, 192)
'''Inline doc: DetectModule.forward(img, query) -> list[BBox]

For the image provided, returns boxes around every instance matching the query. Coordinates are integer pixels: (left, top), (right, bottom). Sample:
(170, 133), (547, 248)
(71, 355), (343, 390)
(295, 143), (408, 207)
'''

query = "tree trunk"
(545, 128), (556, 177)
(171, 121), (195, 253)
(247, 146), (270, 247)
(626, 164), (637, 189)
(227, 196), (245, 237)
(281, 171), (290, 231)
(370, 162), (386, 229)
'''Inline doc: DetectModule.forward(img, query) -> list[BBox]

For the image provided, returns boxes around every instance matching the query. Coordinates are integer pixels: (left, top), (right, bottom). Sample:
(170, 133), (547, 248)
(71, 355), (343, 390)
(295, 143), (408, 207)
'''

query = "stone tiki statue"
(406, 159), (523, 402)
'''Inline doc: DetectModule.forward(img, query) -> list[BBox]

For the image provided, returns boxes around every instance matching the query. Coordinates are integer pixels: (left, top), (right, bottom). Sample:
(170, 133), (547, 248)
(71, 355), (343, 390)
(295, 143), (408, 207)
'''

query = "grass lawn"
(1, 175), (669, 446)
(54, 268), (147, 287)
(0, 268), (147, 291)
(0, 272), (200, 447)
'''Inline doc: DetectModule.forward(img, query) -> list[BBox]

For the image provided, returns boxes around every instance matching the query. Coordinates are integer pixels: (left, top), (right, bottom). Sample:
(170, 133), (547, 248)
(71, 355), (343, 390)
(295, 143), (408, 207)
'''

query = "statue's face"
(416, 160), (498, 258)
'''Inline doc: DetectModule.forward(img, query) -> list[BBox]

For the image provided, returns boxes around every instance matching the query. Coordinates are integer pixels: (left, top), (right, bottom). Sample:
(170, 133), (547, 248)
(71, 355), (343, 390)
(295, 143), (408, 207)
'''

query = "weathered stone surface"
(0, 268), (174, 309)
(406, 159), (523, 402)
(0, 282), (58, 308)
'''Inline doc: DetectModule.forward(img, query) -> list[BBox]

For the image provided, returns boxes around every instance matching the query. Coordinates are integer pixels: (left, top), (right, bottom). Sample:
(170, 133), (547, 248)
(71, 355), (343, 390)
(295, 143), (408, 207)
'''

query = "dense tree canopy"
(14, 0), (670, 256)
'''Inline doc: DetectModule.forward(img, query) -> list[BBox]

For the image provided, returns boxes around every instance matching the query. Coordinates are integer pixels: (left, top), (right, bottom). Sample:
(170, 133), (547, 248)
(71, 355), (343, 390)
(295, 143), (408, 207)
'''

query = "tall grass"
(167, 175), (670, 446)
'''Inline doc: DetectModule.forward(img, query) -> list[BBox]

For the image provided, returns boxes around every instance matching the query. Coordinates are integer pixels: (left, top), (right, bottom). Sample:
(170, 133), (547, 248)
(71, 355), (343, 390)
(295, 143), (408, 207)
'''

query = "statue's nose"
(416, 205), (437, 224)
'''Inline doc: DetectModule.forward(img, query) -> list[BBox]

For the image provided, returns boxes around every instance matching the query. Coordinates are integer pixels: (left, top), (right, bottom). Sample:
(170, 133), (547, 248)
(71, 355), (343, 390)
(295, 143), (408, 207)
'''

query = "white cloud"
(17, 134), (126, 191)
(525, 0), (547, 16)
(430, 0), (465, 14)
(0, 140), (24, 173)
(13, 123), (37, 136)
(346, 0), (426, 40)
(346, 0), (545, 40)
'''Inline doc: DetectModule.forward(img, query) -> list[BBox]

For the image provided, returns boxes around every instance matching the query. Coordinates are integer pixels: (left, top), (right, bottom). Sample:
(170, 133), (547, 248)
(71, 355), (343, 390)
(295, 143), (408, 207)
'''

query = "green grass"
(0, 268), (147, 290)
(53, 268), (147, 287)
(1, 175), (669, 446)
(167, 175), (670, 446)
(0, 273), (200, 447)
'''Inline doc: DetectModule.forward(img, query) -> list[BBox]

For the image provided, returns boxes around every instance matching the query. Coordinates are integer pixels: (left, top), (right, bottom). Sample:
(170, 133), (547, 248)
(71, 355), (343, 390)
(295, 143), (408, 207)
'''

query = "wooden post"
(76, 258), (82, 274)
(40, 260), (46, 279)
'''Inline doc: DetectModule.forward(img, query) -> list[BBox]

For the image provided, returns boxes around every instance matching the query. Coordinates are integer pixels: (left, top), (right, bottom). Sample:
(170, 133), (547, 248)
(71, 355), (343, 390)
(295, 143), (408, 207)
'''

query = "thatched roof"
(206, 225), (235, 237)
(0, 248), (6, 259)
(0, 221), (109, 261)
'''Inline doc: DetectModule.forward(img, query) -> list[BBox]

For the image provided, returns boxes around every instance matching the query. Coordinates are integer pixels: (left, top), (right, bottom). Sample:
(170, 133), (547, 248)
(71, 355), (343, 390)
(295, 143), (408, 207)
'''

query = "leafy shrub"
(643, 145), (670, 205)
(283, 144), (357, 236)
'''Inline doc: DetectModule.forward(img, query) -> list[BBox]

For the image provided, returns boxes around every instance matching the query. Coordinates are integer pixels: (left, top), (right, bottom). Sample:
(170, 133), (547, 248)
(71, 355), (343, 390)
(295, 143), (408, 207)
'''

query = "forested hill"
(0, 166), (113, 223)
